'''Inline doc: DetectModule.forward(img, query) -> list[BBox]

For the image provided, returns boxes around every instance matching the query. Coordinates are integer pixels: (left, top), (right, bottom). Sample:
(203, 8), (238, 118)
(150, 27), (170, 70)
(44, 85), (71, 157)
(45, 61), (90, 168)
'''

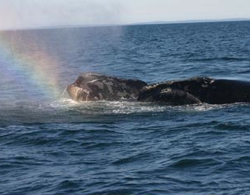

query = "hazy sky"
(0, 0), (250, 30)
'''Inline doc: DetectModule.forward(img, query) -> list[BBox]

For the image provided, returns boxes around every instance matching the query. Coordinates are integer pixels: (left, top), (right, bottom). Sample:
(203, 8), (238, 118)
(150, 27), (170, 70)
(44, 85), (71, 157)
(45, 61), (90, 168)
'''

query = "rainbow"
(0, 31), (61, 100)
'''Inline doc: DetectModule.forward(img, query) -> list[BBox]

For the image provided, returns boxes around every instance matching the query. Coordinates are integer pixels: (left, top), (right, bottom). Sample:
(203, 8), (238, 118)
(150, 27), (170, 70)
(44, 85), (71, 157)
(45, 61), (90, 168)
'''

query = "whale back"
(138, 77), (212, 103)
(204, 79), (250, 104)
(138, 77), (250, 104)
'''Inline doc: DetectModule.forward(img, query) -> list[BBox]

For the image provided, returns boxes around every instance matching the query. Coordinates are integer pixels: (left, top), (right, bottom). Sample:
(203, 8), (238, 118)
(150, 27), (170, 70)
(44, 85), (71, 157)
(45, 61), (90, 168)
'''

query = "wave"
(0, 97), (248, 126)
(187, 57), (250, 62)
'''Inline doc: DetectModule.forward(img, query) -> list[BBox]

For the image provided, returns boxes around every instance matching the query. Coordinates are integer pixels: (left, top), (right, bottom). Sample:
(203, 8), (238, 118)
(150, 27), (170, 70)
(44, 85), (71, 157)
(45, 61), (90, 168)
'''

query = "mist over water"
(1, 21), (250, 194)
(0, 0), (124, 30)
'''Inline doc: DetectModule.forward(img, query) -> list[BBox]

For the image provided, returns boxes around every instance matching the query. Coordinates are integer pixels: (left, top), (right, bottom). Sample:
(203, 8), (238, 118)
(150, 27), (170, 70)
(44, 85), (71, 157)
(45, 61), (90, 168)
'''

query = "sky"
(0, 0), (250, 30)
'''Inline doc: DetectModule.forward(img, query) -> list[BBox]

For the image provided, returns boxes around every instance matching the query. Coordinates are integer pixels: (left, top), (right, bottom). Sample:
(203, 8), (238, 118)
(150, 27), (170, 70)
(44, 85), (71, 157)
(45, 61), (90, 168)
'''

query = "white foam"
(48, 97), (246, 115)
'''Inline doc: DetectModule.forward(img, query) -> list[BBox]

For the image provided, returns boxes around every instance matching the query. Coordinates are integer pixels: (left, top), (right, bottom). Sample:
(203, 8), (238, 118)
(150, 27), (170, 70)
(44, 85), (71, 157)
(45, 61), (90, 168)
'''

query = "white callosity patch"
(161, 88), (172, 93)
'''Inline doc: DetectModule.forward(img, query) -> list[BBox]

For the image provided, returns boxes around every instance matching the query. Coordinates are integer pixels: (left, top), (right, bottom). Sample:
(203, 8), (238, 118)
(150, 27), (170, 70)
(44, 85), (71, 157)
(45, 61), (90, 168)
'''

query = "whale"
(138, 77), (250, 105)
(67, 73), (250, 105)
(67, 73), (147, 101)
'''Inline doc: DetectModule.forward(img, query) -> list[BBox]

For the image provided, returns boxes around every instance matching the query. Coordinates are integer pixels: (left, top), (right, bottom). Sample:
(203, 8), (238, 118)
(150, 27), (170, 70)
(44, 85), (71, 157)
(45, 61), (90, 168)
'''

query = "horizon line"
(1, 18), (250, 32)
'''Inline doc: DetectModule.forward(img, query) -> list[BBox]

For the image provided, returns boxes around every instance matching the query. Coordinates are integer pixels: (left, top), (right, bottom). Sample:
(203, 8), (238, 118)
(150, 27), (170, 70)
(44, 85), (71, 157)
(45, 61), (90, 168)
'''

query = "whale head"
(67, 84), (89, 101)
(67, 73), (148, 102)
(67, 73), (97, 101)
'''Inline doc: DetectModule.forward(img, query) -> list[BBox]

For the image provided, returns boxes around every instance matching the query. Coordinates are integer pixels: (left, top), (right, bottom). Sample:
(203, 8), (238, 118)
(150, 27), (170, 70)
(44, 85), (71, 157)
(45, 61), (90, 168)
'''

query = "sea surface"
(1, 21), (250, 194)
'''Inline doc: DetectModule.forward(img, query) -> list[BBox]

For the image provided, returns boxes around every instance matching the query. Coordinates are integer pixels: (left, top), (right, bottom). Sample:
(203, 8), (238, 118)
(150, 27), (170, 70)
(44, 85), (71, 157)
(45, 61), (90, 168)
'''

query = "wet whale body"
(67, 73), (250, 105)
(138, 77), (250, 105)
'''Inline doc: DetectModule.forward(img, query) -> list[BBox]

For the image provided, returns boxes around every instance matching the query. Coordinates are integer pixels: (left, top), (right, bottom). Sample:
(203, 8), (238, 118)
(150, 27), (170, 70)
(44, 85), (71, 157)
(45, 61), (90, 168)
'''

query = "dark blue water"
(1, 21), (250, 194)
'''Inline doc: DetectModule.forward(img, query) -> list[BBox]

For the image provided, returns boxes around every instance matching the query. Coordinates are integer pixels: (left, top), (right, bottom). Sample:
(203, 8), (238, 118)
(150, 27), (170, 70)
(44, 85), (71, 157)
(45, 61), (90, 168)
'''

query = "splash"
(0, 31), (61, 99)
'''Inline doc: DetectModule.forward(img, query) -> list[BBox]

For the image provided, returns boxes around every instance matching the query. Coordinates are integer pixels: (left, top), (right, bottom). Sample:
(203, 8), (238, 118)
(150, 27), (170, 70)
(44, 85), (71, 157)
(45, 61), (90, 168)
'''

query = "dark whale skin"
(138, 77), (250, 104)
(67, 74), (250, 105)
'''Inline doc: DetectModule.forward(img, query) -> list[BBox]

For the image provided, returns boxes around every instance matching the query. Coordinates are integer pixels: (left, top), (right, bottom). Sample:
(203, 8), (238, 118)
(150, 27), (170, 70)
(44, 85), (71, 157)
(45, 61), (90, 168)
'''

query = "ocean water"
(1, 21), (250, 194)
